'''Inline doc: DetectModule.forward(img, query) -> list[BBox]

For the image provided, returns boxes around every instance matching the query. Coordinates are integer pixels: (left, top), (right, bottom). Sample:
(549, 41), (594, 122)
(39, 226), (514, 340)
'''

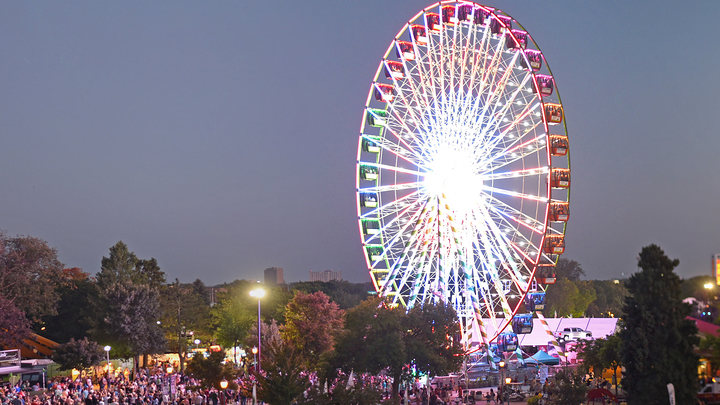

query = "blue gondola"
(497, 332), (518, 352)
(525, 292), (546, 311)
(511, 313), (534, 334)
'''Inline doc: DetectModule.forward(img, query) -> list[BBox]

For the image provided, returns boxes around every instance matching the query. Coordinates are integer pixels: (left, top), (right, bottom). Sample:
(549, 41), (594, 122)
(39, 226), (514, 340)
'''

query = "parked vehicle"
(554, 327), (592, 342)
(698, 383), (720, 404)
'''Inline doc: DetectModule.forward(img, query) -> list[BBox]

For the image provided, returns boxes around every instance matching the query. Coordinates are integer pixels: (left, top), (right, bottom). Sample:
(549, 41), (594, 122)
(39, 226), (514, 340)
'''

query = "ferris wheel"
(355, 1), (570, 348)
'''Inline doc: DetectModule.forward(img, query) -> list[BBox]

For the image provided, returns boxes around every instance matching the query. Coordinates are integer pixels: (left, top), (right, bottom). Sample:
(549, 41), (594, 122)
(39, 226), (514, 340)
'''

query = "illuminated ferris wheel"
(355, 1), (570, 347)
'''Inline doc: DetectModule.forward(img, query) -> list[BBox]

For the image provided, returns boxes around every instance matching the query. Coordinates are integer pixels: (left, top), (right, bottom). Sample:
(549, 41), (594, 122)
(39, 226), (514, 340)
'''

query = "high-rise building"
(309, 269), (342, 282)
(713, 254), (720, 286)
(264, 267), (285, 286)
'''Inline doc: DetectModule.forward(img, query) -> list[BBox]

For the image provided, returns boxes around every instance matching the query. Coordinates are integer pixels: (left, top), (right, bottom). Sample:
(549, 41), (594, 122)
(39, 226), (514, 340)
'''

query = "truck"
(698, 383), (720, 404)
(554, 327), (592, 342)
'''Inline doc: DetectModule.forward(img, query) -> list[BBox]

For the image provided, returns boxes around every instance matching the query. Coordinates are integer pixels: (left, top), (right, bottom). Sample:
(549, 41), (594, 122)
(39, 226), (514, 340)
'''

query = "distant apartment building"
(309, 269), (343, 282)
(264, 267), (285, 286)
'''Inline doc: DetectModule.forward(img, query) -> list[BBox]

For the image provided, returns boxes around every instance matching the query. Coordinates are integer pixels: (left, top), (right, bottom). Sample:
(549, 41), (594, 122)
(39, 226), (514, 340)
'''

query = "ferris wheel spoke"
(482, 166), (548, 181)
(359, 181), (423, 194)
(480, 133), (546, 174)
(368, 195), (432, 246)
(482, 185), (548, 203)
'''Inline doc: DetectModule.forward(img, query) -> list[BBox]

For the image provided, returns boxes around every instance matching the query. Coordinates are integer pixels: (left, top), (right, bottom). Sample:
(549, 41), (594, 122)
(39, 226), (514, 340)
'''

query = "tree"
(290, 280), (374, 309)
(586, 280), (627, 318)
(104, 282), (166, 367)
(619, 244), (699, 404)
(555, 258), (585, 281)
(282, 291), (344, 368)
(545, 279), (596, 317)
(211, 282), (258, 364)
(42, 269), (99, 343)
(52, 337), (103, 370)
(578, 335), (622, 395)
(255, 340), (310, 405)
(96, 241), (138, 291)
(544, 367), (588, 405)
(186, 350), (237, 389)
(0, 295), (31, 348)
(332, 298), (462, 403)
(0, 233), (64, 321)
(160, 279), (212, 372)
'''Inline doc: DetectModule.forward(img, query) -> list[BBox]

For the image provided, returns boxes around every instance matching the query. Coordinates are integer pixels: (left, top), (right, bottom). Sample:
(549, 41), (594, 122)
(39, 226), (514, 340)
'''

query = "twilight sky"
(1, 1), (719, 284)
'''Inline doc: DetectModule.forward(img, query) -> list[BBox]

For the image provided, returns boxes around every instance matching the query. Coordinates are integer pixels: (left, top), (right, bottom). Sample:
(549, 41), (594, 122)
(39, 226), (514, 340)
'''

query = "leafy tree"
(186, 350), (237, 389)
(578, 335), (622, 395)
(586, 280), (627, 318)
(42, 269), (99, 343)
(52, 337), (103, 370)
(0, 295), (31, 348)
(97, 242), (166, 290)
(134, 258), (166, 291)
(96, 241), (138, 291)
(0, 233), (64, 321)
(290, 281), (373, 309)
(211, 282), (258, 362)
(545, 279), (596, 317)
(255, 340), (310, 405)
(282, 291), (344, 368)
(619, 244), (699, 404)
(555, 258), (585, 281)
(332, 298), (462, 403)
(699, 335), (720, 377)
(160, 279), (211, 372)
(104, 282), (166, 367)
(543, 367), (588, 405)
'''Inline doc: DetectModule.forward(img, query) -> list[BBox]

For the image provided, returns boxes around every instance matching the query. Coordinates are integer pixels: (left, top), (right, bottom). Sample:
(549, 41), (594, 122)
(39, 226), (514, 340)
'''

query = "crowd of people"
(0, 366), (258, 405)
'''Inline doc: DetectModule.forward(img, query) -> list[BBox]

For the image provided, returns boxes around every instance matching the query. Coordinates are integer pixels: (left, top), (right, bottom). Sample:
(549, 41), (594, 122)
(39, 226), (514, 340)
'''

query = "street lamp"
(498, 360), (506, 404)
(251, 346), (258, 370)
(249, 285), (266, 372)
(103, 346), (111, 371)
(504, 377), (512, 405)
(220, 379), (228, 389)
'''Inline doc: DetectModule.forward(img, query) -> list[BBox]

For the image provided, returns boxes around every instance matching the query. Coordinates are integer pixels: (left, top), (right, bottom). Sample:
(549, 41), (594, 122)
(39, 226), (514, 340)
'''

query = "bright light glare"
(250, 287), (266, 299)
(423, 149), (483, 214)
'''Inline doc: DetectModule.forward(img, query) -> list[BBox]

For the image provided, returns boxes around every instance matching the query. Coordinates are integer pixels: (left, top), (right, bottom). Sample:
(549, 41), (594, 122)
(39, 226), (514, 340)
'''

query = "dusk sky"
(1, 1), (719, 285)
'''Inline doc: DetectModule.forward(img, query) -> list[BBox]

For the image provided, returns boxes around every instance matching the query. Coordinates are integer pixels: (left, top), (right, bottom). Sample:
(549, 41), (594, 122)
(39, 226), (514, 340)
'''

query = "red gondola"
(442, 5), (457, 24)
(548, 201), (569, 222)
(544, 103), (563, 124)
(534, 75), (554, 96)
(490, 15), (512, 35)
(374, 83), (396, 102)
(396, 41), (415, 61)
(550, 168), (570, 188)
(520, 49), (543, 71)
(505, 30), (528, 50)
(426, 13), (441, 32)
(535, 264), (556, 284)
(549, 135), (569, 156)
(474, 7), (490, 25)
(543, 234), (565, 255)
(411, 25), (428, 45)
(458, 4), (473, 22)
(384, 60), (405, 79)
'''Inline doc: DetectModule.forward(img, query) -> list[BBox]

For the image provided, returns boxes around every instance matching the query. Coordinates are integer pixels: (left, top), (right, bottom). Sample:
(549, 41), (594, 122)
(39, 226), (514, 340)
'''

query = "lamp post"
(498, 360), (506, 404)
(103, 346), (111, 374)
(251, 346), (258, 370)
(249, 286), (266, 372)
(504, 377), (512, 405)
